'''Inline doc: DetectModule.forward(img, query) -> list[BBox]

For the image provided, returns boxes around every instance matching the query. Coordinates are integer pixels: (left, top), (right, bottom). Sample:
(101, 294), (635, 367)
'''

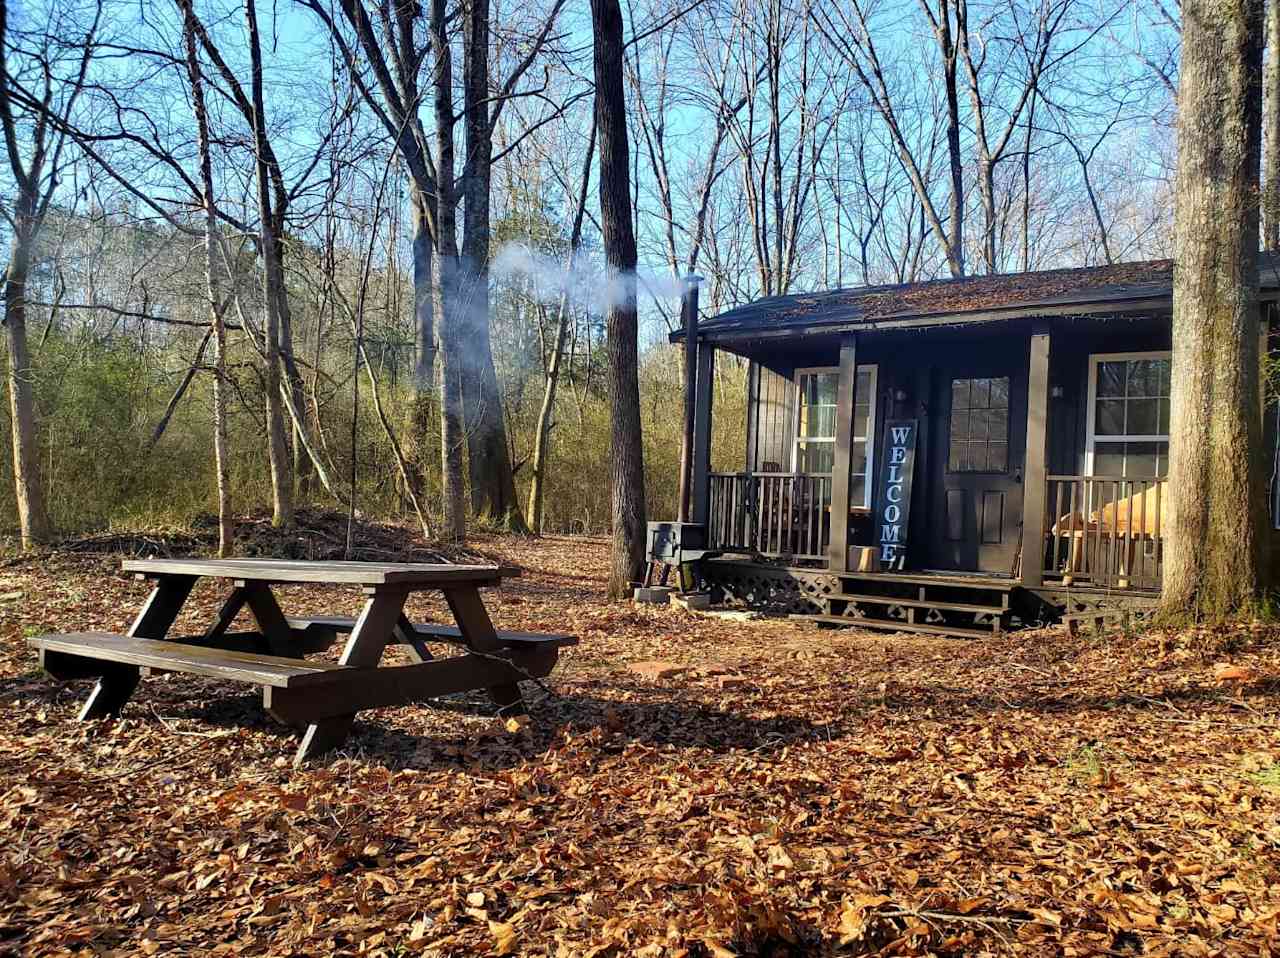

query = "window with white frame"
(1087, 352), (1171, 477)
(793, 366), (878, 508)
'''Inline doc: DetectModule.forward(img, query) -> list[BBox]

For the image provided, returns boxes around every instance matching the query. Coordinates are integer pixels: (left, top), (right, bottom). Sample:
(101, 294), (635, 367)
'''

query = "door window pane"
(948, 376), (1010, 473)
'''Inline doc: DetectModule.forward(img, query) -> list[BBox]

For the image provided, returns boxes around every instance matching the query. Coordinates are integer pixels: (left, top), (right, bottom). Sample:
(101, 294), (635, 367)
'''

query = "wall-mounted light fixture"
(1050, 385), (1065, 399)
(892, 387), (910, 403)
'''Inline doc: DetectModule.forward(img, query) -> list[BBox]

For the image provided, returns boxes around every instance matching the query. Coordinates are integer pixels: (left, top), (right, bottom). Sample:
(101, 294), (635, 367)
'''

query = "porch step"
(790, 614), (993, 640)
(834, 570), (1018, 592)
(825, 592), (1008, 616)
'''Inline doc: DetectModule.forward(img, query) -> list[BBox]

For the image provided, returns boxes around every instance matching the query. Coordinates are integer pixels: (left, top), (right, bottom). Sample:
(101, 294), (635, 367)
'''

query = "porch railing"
(708, 471), (831, 562)
(1042, 475), (1168, 591)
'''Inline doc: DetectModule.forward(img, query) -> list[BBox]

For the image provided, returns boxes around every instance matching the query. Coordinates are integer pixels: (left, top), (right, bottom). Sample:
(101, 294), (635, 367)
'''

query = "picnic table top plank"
(121, 558), (519, 587)
(33, 632), (358, 688)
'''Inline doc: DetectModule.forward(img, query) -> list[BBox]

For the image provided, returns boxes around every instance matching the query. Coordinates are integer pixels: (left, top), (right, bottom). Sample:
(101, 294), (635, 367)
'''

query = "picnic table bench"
(28, 558), (576, 765)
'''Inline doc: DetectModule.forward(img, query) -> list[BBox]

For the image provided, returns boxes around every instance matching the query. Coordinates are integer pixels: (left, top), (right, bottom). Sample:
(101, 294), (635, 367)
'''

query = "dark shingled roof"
(691, 251), (1280, 340)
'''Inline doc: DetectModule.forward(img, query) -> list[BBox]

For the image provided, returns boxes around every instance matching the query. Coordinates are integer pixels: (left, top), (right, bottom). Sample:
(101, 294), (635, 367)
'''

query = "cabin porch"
(668, 307), (1205, 635)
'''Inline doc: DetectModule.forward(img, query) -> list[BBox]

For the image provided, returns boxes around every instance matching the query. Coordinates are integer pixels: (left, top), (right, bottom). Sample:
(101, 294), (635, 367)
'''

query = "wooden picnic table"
(28, 558), (576, 765)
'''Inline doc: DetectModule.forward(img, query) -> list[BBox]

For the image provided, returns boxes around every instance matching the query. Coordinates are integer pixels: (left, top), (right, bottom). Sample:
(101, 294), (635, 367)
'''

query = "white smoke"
(491, 241), (687, 312)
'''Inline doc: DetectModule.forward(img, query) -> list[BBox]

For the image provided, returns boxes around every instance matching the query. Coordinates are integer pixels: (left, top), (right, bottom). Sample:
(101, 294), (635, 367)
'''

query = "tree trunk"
(245, 0), (293, 527)
(408, 185), (435, 497)
(461, 0), (525, 531)
(178, 0), (233, 556)
(529, 123), (596, 533)
(1265, 0), (1280, 250)
(591, 0), (647, 598)
(1163, 0), (1266, 619)
(936, 0), (966, 277)
(411, 185), (436, 389)
(3, 201), (52, 549)
(277, 278), (311, 499)
(432, 0), (466, 541)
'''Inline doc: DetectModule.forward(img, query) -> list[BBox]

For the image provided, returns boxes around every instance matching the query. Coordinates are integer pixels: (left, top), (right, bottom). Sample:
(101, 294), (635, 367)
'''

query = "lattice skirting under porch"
(701, 559), (840, 615)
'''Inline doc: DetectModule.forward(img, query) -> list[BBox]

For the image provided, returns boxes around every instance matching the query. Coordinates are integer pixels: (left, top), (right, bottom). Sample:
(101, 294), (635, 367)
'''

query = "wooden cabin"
(661, 255), (1280, 637)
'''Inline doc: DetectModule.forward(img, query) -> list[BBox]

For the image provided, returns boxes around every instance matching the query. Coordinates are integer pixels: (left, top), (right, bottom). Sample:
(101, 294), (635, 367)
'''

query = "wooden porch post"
(828, 334), (858, 571)
(691, 342), (715, 525)
(677, 276), (702, 522)
(1020, 327), (1052, 587)
(744, 360), (759, 472)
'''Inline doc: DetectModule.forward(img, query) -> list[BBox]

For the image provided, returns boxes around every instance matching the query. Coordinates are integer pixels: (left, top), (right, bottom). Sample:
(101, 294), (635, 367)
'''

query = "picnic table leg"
(239, 581), (297, 656)
(294, 588), (407, 765)
(443, 585), (524, 716)
(79, 574), (196, 720)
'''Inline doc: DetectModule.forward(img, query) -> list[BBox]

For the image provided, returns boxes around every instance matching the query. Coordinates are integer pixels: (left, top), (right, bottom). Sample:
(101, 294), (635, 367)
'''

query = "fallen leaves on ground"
(1, 533), (1279, 955)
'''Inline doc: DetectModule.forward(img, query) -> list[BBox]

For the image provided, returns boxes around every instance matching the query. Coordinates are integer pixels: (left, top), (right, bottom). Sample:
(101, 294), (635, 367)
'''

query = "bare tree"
(432, 0), (467, 540)
(1163, 0), (1266, 618)
(528, 121), (594, 533)
(0, 0), (99, 547)
(817, 0), (966, 277)
(175, 0), (232, 555)
(591, 0), (646, 597)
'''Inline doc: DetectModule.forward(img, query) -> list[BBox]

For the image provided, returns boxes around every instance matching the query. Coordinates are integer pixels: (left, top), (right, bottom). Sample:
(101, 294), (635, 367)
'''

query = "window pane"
(952, 378), (970, 409)
(1095, 399), (1126, 436)
(815, 373), (837, 405)
(987, 441), (1008, 473)
(850, 476), (868, 509)
(989, 377), (1010, 408)
(1094, 445), (1126, 476)
(969, 408), (990, 443)
(853, 401), (871, 440)
(988, 406), (1009, 441)
(1125, 441), (1163, 478)
(949, 441), (968, 472)
(850, 441), (868, 482)
(1159, 399), (1170, 434)
(1097, 361), (1126, 397)
(855, 368), (872, 400)
(1127, 398), (1160, 435)
(816, 406), (836, 438)
(951, 407), (970, 442)
(970, 378), (991, 408)
(800, 376), (817, 406)
(851, 439), (869, 507)
(1127, 360), (1165, 397)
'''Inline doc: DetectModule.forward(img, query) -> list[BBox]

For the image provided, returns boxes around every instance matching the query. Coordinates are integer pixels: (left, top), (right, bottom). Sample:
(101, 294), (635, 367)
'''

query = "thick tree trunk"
(432, 0), (466, 541)
(1163, 0), (1266, 618)
(591, 0), (647, 598)
(1265, 0), (1280, 250)
(245, 0), (293, 527)
(3, 205), (52, 549)
(461, 0), (525, 531)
